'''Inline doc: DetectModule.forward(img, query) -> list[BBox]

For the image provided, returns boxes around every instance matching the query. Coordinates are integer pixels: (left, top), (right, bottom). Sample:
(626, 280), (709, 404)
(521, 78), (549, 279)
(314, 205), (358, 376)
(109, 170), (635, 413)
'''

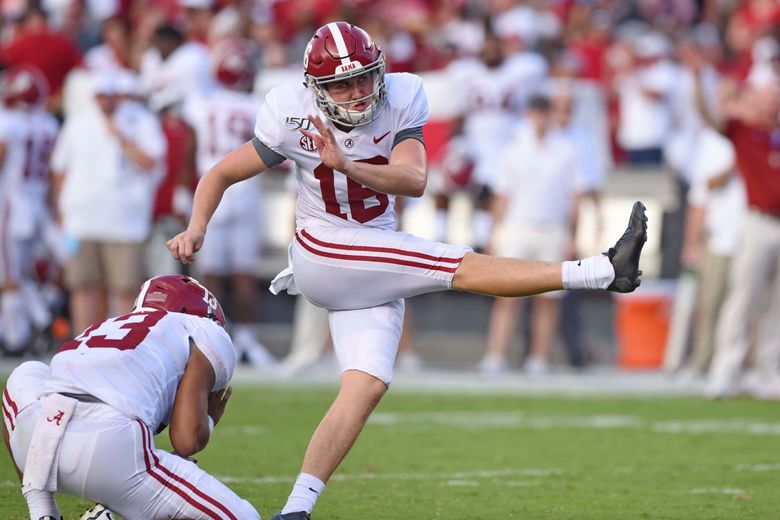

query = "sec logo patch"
(300, 135), (317, 151)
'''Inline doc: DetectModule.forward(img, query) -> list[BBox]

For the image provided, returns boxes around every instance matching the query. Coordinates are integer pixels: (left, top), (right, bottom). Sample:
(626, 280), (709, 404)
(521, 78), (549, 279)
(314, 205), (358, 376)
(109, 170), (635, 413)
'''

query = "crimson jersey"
(254, 72), (428, 231)
(43, 311), (235, 431)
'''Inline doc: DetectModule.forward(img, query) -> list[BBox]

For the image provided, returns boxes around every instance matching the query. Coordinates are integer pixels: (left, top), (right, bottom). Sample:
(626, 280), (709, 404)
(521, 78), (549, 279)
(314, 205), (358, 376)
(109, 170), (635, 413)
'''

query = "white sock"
(23, 485), (60, 520)
(281, 473), (325, 514)
(562, 255), (615, 290)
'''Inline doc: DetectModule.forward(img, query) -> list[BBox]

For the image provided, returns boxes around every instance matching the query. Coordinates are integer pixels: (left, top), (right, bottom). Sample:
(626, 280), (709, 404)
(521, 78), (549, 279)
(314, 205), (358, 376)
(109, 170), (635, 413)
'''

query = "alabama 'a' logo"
(300, 135), (317, 151)
(47, 410), (65, 426)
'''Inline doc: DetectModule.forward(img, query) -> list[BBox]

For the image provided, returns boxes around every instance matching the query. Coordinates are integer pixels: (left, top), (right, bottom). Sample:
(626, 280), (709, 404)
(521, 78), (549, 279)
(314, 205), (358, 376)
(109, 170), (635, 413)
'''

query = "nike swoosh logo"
(577, 260), (582, 266)
(373, 131), (391, 144)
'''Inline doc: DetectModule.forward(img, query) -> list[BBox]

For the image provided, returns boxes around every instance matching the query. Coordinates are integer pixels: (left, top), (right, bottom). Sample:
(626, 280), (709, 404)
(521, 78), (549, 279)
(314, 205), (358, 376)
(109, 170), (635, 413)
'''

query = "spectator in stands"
(84, 17), (132, 72)
(611, 30), (677, 166)
(178, 0), (214, 44)
(140, 24), (213, 112)
(478, 95), (582, 375)
(700, 64), (780, 399)
(677, 126), (743, 382)
(662, 27), (722, 277)
(50, 72), (165, 334)
(0, 6), (82, 114)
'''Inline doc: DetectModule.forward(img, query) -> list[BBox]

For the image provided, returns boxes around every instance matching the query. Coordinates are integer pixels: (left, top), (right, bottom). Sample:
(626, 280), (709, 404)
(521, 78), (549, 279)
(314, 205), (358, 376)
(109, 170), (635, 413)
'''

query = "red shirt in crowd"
(2, 30), (82, 96)
(727, 120), (780, 214)
(153, 116), (196, 221)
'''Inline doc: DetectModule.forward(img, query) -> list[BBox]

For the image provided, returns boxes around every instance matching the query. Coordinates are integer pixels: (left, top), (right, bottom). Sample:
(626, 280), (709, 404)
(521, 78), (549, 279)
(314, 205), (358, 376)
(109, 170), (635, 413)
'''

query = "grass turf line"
(2, 383), (780, 519)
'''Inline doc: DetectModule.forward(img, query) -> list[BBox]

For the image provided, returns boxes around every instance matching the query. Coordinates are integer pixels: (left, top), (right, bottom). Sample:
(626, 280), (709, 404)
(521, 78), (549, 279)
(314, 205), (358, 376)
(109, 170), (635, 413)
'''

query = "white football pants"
(3, 361), (260, 520)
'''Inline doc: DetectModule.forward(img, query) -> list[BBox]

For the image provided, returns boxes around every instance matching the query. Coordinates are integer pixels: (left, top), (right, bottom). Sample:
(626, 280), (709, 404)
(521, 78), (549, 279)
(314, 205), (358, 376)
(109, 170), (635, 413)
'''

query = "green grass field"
(3, 382), (780, 519)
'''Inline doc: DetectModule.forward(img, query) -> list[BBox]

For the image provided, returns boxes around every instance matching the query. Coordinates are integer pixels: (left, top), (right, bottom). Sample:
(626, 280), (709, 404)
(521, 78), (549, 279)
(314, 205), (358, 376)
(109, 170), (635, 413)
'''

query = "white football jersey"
(42, 311), (236, 432)
(447, 55), (546, 185)
(183, 88), (261, 178)
(254, 72), (428, 231)
(0, 107), (59, 209)
(449, 54), (546, 135)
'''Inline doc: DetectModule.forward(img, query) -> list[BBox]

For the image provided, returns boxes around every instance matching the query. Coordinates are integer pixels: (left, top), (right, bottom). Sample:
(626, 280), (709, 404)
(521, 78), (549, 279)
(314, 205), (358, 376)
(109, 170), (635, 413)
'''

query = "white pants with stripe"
(274, 226), (471, 384)
(3, 362), (260, 520)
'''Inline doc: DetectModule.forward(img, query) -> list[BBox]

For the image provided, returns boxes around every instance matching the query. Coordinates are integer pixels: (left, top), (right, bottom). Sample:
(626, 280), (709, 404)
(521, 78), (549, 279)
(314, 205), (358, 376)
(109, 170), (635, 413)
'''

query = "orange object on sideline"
(615, 285), (673, 369)
(51, 317), (71, 341)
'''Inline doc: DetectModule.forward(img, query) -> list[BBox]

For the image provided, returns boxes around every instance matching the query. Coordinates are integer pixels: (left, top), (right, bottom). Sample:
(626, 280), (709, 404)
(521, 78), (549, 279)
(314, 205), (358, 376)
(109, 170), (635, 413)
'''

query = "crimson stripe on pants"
(136, 420), (230, 520)
(299, 228), (462, 263)
(148, 442), (238, 519)
(3, 388), (18, 416)
(1, 402), (14, 431)
(295, 232), (459, 273)
(2, 388), (18, 430)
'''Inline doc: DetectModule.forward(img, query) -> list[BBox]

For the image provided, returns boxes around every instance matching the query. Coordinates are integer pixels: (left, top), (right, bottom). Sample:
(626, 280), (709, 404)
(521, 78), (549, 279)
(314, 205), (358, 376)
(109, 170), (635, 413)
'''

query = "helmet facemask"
(306, 53), (387, 128)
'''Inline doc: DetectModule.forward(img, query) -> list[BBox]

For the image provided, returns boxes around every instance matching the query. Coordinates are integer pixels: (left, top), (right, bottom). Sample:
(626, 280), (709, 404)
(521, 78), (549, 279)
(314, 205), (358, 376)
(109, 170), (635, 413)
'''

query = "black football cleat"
(270, 512), (311, 520)
(605, 201), (648, 293)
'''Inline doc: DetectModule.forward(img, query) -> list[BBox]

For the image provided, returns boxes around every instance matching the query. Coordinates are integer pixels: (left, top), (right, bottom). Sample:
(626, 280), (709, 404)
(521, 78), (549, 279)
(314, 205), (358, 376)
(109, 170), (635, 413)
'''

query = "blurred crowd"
(0, 0), (779, 398)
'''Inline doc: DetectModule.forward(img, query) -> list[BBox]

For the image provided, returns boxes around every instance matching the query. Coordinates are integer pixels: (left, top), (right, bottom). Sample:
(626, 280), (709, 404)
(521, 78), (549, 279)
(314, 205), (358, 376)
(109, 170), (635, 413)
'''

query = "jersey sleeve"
(184, 317), (236, 391)
(253, 87), (287, 156)
(395, 74), (429, 132)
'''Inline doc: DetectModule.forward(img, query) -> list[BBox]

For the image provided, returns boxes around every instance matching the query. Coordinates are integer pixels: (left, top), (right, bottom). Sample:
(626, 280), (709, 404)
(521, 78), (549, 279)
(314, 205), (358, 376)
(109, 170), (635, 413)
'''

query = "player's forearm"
(170, 419), (210, 458)
(188, 140), (266, 230)
(341, 160), (426, 197)
(188, 169), (229, 232)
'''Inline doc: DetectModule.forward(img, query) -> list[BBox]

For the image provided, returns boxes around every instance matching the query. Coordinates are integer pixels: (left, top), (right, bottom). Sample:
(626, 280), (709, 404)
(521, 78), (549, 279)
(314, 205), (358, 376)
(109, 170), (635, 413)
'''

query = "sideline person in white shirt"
(479, 94), (583, 375)
(50, 72), (165, 334)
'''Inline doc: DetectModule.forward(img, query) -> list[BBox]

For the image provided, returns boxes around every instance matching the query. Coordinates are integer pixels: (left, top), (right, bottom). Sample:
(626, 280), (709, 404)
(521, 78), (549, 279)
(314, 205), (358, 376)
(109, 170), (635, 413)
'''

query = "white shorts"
(197, 182), (261, 276)
(287, 226), (471, 311)
(3, 362), (259, 520)
(271, 226), (471, 385)
(329, 299), (405, 385)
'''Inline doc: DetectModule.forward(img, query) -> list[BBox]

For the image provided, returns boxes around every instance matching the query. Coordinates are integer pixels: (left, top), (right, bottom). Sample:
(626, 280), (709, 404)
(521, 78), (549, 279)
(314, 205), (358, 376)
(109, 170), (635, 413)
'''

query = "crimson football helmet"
(133, 275), (226, 327)
(213, 38), (256, 92)
(303, 21), (386, 127)
(0, 65), (48, 109)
